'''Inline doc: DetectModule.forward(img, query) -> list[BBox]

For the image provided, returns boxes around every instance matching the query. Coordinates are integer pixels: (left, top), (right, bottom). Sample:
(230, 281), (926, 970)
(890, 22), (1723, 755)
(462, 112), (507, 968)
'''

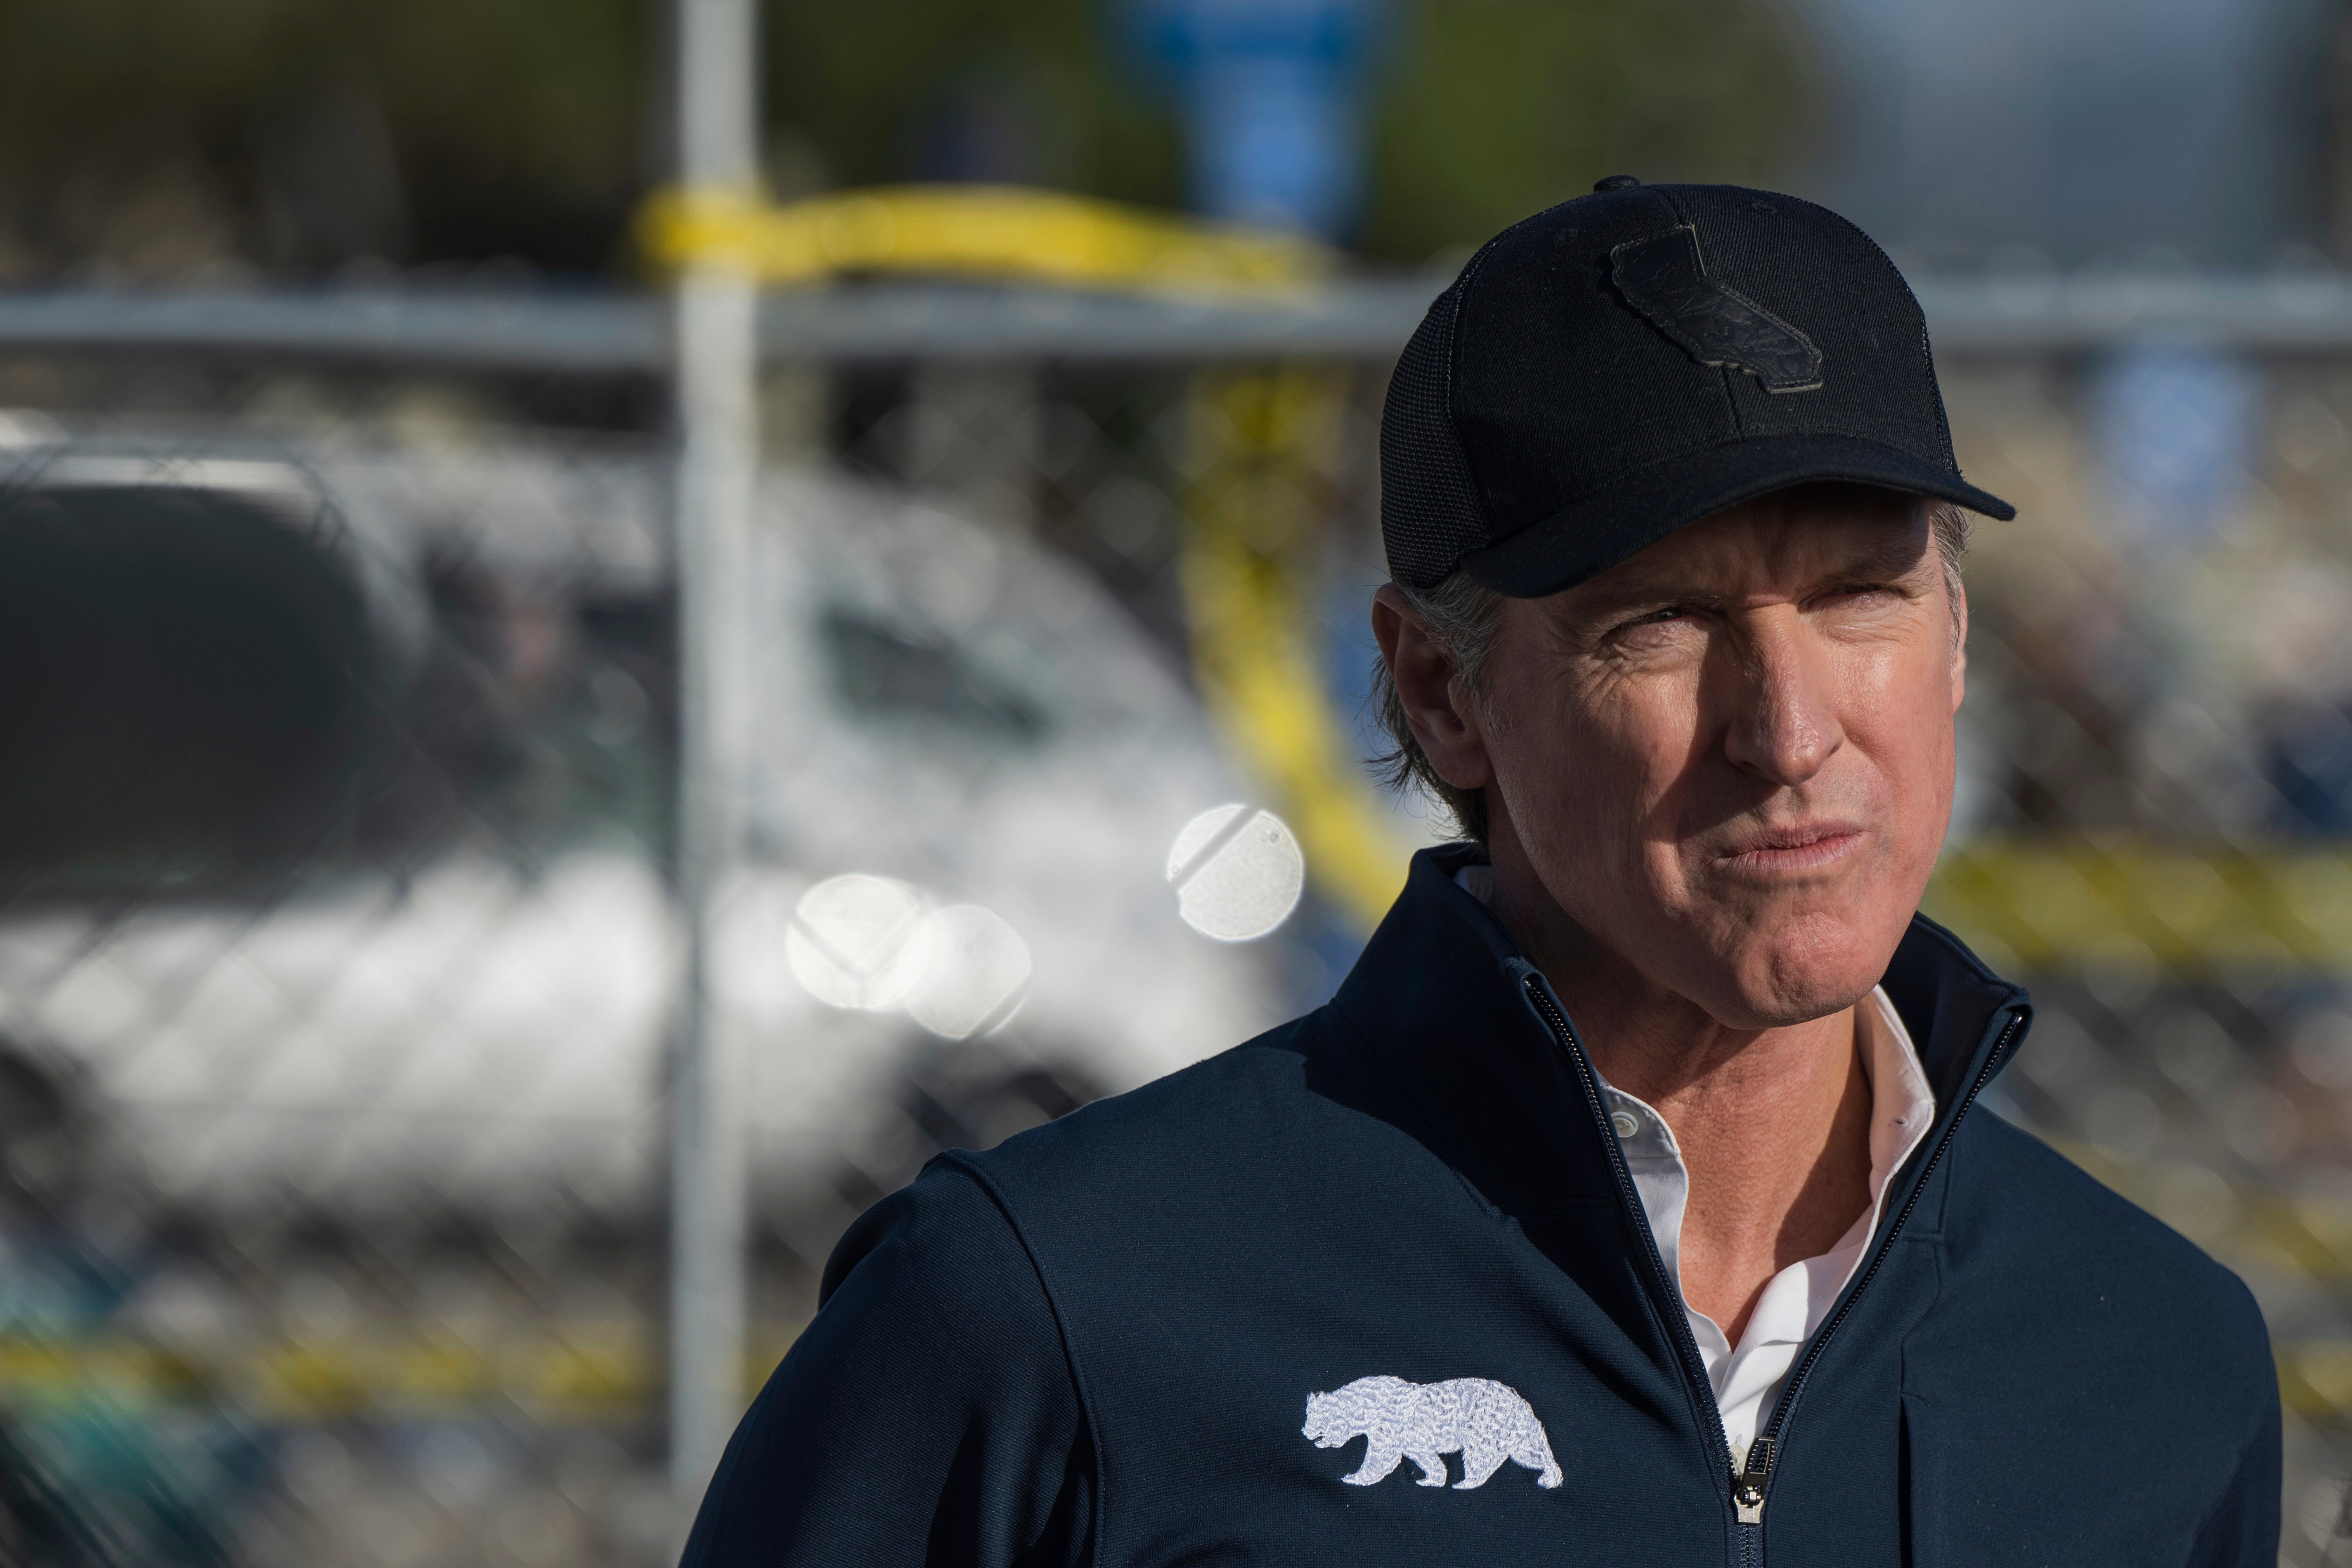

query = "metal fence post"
(669, 0), (761, 1515)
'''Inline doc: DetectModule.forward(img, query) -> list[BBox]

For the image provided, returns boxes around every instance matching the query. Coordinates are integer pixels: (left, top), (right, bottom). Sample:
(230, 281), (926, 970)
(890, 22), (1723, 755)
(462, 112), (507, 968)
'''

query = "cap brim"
(1456, 434), (2017, 600)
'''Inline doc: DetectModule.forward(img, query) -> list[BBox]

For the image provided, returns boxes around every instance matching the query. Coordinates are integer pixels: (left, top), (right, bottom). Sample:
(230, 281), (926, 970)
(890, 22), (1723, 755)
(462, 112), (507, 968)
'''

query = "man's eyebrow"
(1563, 532), (1935, 618)
(1566, 574), (1702, 617)
(1824, 530), (1937, 580)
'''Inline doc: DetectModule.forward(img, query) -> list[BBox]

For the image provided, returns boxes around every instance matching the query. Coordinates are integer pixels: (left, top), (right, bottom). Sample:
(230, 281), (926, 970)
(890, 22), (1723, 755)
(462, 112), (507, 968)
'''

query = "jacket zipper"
(1521, 972), (2023, 1535)
(1739, 1008), (2026, 1521)
(1520, 977), (1736, 1497)
(1732, 1434), (1775, 1524)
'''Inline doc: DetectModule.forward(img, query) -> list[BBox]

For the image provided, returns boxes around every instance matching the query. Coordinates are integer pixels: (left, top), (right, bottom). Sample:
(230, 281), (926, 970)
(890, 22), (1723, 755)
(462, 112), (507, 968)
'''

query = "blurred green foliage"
(0, 0), (1813, 280)
(1361, 0), (1818, 265)
(0, 0), (645, 278)
(766, 0), (1186, 208)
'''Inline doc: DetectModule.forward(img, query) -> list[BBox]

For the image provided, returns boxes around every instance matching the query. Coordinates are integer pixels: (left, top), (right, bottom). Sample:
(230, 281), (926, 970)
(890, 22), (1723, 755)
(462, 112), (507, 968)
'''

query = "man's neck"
(1481, 846), (1876, 1345)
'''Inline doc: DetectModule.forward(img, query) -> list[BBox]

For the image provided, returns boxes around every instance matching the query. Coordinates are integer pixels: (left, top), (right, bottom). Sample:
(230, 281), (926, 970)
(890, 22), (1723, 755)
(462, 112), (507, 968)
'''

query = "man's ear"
(1371, 584), (1496, 792)
(1947, 575), (1969, 718)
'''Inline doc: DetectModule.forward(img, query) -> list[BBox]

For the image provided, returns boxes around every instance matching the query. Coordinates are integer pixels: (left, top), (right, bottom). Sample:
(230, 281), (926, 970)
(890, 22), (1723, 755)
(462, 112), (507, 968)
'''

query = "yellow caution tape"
(2279, 1341), (2352, 1420)
(1178, 369), (1417, 931)
(635, 184), (1330, 295)
(0, 1326), (803, 1420)
(1926, 840), (2352, 974)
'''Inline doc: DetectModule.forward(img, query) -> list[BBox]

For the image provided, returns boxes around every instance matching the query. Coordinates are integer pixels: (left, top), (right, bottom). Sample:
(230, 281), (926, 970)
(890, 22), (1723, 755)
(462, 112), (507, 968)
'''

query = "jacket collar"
(1325, 844), (2032, 1216)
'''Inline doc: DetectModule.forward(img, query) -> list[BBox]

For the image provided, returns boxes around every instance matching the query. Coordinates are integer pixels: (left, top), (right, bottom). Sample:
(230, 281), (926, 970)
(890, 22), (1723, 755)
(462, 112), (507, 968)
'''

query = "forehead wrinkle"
(1794, 523), (1934, 584)
(1557, 513), (1931, 622)
(1720, 504), (1927, 580)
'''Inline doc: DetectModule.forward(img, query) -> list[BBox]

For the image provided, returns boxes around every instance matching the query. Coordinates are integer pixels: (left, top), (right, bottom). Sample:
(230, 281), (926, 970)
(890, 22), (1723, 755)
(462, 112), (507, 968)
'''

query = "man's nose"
(1719, 612), (1844, 786)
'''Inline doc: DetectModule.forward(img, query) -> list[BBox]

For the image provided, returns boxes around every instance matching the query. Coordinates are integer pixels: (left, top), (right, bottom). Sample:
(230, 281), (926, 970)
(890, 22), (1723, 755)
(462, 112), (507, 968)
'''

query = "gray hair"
(1369, 500), (1974, 843)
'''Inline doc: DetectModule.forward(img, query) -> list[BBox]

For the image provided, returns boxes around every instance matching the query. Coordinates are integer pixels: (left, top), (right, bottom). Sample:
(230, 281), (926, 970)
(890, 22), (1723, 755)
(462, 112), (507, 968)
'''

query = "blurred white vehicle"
(0, 428), (1288, 1218)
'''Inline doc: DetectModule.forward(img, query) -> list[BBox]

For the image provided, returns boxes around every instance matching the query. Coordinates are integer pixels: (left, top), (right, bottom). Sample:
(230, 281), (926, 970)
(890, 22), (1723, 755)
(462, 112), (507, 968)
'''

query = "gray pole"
(669, 0), (760, 1512)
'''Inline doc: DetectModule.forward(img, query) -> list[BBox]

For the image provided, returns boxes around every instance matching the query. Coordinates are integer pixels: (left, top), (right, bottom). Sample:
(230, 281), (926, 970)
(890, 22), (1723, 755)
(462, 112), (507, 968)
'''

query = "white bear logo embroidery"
(1300, 1375), (1562, 1490)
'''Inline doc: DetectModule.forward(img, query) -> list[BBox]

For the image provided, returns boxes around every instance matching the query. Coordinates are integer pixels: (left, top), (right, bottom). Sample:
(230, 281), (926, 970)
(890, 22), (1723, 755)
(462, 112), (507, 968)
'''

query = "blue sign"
(1126, 0), (1388, 239)
(2090, 340), (2258, 551)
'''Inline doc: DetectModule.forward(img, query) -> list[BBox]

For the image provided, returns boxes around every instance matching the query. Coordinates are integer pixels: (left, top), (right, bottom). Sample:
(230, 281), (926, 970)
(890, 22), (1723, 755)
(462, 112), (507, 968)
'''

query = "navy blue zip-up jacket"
(685, 846), (2279, 1565)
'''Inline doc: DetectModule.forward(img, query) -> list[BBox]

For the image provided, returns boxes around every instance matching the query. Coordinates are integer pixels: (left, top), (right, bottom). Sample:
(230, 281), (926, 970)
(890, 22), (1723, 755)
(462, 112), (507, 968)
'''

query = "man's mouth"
(1714, 820), (1867, 875)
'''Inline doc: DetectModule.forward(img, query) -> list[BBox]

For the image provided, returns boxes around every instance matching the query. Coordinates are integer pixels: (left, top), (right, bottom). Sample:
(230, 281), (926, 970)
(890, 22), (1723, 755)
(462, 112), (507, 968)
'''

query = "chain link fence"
(4, 291), (2352, 1562)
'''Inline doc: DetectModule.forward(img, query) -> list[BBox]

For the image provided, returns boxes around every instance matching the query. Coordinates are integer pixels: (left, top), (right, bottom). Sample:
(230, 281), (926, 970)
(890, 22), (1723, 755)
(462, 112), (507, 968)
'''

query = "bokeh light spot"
(784, 874), (931, 1011)
(905, 905), (1032, 1039)
(1165, 804), (1304, 942)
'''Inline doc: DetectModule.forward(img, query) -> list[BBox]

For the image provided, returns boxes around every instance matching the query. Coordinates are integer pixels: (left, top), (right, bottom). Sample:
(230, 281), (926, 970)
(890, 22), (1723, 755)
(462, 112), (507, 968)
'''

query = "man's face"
(1434, 487), (1964, 1029)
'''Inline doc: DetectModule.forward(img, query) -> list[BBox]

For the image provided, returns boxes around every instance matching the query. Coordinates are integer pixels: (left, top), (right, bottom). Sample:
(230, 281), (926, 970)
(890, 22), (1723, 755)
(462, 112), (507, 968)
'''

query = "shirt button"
(1610, 1110), (1640, 1140)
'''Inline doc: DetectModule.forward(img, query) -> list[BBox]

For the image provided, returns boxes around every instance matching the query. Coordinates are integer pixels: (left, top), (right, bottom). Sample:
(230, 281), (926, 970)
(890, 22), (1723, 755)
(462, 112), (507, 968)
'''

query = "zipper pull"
(1733, 1436), (1775, 1525)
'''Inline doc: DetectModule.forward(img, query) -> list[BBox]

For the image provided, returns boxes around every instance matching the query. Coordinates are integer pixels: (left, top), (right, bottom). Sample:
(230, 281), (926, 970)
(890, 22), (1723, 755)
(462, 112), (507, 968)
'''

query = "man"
(684, 179), (2279, 1564)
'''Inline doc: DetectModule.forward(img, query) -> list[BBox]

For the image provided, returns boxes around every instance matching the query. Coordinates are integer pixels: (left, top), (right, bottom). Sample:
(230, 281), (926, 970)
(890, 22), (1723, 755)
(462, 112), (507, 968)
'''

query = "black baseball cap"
(1381, 176), (2014, 598)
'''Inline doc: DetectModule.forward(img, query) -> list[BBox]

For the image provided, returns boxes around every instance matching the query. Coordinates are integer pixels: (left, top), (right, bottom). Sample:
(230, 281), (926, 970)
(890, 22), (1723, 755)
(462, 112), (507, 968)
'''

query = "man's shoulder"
(815, 1024), (1340, 1341)
(1911, 1108), (2277, 1539)
(955, 1011), (1342, 1187)
(1948, 1108), (2268, 1355)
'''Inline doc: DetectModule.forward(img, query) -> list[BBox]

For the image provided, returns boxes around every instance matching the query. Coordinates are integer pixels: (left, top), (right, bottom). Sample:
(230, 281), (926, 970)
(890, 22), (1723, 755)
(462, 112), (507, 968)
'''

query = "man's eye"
(1601, 606), (1698, 648)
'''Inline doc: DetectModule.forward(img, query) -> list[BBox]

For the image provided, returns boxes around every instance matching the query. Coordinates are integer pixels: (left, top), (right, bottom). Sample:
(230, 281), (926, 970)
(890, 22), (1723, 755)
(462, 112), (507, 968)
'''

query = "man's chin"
(1695, 919), (1909, 1029)
(1703, 979), (1878, 1032)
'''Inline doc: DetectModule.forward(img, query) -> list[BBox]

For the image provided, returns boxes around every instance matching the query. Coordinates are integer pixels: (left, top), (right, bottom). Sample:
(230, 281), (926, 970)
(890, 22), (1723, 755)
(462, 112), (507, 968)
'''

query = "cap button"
(1593, 174), (1642, 192)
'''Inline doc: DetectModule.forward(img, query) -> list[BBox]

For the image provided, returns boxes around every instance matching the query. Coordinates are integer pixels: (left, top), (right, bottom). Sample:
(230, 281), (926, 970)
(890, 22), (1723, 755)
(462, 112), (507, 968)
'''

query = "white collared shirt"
(1595, 986), (1934, 1469)
(1451, 865), (1935, 1468)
